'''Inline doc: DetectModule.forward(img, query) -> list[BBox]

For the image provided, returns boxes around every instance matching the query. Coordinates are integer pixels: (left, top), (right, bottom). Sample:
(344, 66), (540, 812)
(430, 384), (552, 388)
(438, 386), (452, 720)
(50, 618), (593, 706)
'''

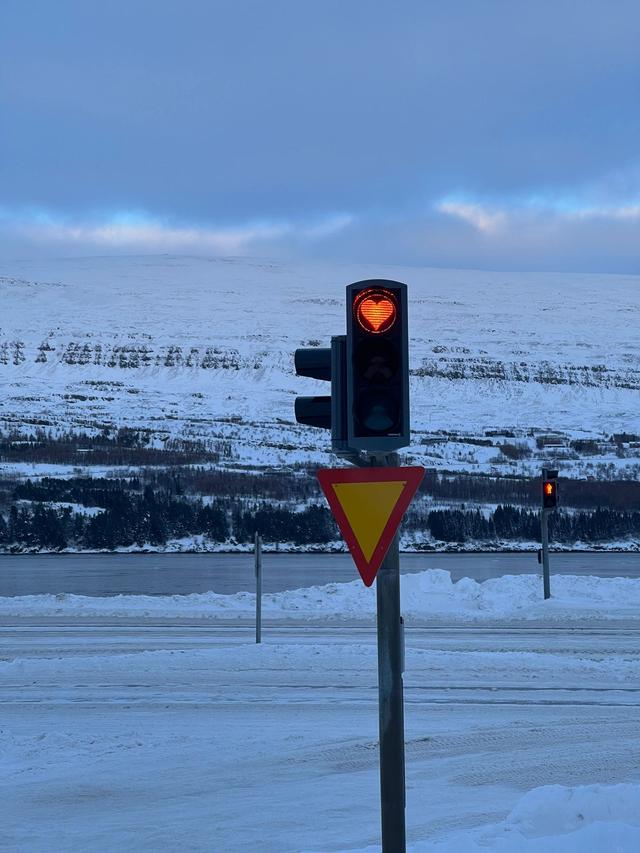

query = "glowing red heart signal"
(355, 290), (397, 333)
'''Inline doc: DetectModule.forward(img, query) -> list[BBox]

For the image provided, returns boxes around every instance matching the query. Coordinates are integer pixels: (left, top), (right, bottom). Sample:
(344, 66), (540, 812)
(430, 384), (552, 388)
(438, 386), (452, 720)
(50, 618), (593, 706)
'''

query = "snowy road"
(3, 619), (640, 852)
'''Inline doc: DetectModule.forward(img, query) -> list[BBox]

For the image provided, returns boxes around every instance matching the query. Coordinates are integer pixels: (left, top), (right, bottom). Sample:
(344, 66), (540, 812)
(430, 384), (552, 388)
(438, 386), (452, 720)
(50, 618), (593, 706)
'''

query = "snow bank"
(2, 569), (640, 622)
(319, 783), (640, 852)
(401, 569), (640, 621)
(505, 783), (640, 838)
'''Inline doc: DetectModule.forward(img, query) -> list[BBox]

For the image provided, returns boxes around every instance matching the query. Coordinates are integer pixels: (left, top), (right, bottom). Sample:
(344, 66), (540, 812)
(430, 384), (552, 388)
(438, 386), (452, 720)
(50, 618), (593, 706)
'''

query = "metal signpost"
(254, 532), (262, 643)
(317, 462), (423, 852)
(540, 510), (551, 600)
(298, 281), (420, 853)
(374, 493), (406, 848)
(540, 469), (559, 600)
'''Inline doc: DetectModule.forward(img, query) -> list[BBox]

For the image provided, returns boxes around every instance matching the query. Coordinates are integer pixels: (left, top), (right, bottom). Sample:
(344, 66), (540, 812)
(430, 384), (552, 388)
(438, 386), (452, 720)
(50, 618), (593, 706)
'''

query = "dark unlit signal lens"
(356, 390), (400, 433)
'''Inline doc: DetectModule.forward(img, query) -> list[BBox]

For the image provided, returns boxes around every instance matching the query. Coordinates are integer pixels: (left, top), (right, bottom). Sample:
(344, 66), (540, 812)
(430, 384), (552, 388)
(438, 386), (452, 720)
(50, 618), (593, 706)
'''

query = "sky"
(1, 0), (639, 273)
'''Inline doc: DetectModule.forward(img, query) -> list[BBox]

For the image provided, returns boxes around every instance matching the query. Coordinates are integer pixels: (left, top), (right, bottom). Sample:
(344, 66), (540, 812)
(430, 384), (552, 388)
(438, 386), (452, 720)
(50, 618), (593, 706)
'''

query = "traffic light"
(542, 469), (559, 509)
(294, 336), (348, 451)
(346, 280), (410, 452)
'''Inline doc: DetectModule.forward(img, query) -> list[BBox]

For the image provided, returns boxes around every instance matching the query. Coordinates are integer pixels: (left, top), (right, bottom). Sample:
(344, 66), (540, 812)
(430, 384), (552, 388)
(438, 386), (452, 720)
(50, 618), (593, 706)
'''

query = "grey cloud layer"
(1, 0), (639, 270)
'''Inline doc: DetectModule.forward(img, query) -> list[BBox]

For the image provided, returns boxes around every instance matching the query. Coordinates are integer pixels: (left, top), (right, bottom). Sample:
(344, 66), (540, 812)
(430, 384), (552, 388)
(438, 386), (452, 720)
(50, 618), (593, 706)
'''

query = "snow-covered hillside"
(2, 255), (639, 474)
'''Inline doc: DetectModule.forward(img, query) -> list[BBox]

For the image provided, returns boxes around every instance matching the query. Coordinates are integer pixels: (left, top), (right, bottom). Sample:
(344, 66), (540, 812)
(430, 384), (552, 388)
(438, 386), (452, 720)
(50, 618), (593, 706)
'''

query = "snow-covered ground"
(2, 568), (640, 851)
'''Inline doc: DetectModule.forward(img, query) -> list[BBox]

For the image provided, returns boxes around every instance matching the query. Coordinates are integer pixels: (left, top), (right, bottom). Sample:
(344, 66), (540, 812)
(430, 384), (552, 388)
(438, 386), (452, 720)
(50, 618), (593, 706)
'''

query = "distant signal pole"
(540, 469), (558, 600)
(255, 532), (262, 643)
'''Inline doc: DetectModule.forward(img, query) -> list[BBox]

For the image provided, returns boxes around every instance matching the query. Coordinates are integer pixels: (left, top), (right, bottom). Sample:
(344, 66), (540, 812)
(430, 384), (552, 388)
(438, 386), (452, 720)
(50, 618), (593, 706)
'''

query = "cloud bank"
(0, 209), (354, 258)
(1, 1), (639, 271)
(1, 198), (638, 274)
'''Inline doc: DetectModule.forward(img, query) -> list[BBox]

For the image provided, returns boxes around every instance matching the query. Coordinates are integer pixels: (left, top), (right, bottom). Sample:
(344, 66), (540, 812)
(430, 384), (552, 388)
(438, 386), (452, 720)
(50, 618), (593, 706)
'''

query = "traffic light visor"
(354, 288), (397, 334)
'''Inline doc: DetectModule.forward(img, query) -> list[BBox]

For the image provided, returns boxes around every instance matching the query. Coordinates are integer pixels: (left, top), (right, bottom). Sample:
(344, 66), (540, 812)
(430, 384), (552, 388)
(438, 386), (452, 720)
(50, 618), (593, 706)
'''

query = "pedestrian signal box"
(542, 469), (559, 509)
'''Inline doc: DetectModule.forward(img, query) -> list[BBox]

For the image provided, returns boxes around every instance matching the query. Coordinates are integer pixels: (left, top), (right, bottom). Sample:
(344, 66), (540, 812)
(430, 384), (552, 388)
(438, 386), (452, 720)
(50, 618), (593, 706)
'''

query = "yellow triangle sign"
(317, 466), (425, 586)
(333, 481), (405, 562)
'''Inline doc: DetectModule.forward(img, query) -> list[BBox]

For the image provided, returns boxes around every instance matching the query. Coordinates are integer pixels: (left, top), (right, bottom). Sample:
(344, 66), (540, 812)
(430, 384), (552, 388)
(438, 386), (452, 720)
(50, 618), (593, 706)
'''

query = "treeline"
(417, 471), (640, 511)
(0, 428), (227, 466)
(2, 488), (228, 550)
(13, 470), (318, 506)
(0, 485), (337, 550)
(17, 465), (640, 511)
(14, 477), (143, 508)
(171, 467), (640, 512)
(3, 493), (640, 550)
(3, 473), (640, 551)
(410, 506), (640, 544)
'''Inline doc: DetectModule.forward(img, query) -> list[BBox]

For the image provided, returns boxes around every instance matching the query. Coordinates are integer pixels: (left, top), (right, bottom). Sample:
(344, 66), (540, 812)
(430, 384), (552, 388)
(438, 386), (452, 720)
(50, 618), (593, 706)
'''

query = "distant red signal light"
(354, 288), (397, 334)
(542, 479), (558, 508)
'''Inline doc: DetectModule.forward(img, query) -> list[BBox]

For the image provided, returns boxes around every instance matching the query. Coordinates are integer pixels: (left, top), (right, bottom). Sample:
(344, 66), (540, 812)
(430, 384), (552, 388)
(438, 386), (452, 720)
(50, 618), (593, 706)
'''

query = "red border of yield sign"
(317, 466), (425, 586)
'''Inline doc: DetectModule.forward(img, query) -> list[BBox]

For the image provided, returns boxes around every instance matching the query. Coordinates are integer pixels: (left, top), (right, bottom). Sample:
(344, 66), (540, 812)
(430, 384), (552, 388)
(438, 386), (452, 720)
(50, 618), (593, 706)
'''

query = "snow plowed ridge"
(1, 256), (639, 467)
(3, 569), (640, 622)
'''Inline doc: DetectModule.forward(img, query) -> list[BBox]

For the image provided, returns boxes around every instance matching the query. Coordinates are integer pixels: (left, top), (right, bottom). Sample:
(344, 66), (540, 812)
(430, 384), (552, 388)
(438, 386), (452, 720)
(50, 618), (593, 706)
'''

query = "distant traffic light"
(542, 480), (557, 508)
(542, 469), (559, 509)
(346, 280), (410, 452)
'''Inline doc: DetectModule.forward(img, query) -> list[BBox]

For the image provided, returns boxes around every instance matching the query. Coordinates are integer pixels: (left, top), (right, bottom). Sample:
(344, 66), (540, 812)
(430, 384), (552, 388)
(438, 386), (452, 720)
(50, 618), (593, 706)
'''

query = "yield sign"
(317, 466), (425, 586)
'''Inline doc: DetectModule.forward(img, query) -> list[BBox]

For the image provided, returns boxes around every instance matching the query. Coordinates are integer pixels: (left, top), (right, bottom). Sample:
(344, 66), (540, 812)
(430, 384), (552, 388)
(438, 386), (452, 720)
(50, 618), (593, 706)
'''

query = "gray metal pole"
(373, 452), (406, 853)
(541, 509), (551, 600)
(255, 532), (262, 643)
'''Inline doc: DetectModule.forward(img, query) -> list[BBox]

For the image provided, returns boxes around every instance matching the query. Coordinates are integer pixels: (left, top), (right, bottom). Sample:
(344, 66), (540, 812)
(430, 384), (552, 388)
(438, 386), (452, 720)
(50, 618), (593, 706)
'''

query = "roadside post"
(254, 532), (262, 643)
(540, 469), (559, 600)
(376, 523), (405, 845)
(296, 280), (420, 853)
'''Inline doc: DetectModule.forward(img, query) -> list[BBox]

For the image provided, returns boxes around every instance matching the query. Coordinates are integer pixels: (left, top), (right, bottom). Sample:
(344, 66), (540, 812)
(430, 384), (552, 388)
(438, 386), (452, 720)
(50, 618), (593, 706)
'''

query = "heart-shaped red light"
(358, 296), (396, 333)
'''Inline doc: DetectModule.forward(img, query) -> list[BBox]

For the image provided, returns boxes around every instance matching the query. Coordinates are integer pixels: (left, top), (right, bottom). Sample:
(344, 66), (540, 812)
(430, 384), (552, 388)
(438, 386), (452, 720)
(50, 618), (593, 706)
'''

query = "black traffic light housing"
(346, 280), (410, 452)
(294, 337), (348, 451)
(542, 468), (559, 509)
(294, 347), (331, 428)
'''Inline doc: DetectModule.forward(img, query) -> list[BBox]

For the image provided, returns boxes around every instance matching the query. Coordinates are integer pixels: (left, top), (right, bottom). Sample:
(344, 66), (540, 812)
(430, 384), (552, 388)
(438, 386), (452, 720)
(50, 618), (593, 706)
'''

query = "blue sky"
(1, 0), (639, 272)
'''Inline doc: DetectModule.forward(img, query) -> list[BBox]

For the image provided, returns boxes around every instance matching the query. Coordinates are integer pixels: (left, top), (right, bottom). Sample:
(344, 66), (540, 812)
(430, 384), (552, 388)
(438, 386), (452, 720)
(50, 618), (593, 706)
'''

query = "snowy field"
(2, 569), (640, 851)
(1, 255), (640, 475)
